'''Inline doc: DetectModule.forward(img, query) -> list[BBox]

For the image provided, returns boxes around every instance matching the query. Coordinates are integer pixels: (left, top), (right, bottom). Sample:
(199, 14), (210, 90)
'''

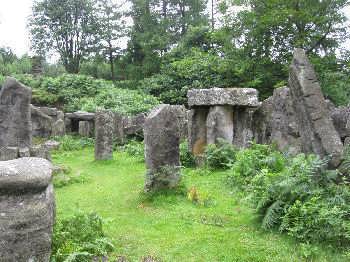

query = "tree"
(29, 0), (97, 73)
(94, 0), (127, 81)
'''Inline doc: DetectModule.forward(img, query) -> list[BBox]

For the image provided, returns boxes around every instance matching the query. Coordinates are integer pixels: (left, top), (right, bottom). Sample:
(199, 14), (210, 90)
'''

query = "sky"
(0, 0), (350, 58)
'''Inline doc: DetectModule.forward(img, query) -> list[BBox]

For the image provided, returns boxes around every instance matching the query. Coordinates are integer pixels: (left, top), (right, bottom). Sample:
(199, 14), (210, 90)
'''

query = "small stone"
(44, 140), (60, 151)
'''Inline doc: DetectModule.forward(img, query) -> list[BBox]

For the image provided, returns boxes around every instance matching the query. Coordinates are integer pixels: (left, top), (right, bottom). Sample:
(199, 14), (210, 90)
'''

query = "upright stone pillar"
(95, 111), (114, 160)
(0, 158), (55, 261)
(289, 48), (343, 167)
(233, 108), (255, 148)
(79, 121), (93, 137)
(188, 108), (208, 156)
(144, 104), (183, 192)
(114, 113), (125, 144)
(0, 77), (32, 148)
(206, 105), (234, 145)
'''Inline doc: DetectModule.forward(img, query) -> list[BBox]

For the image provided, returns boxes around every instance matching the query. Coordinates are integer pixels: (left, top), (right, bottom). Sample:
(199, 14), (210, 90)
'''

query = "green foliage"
(180, 142), (196, 168)
(54, 136), (94, 152)
(120, 140), (144, 160)
(204, 139), (238, 170)
(53, 165), (89, 188)
(51, 211), (114, 261)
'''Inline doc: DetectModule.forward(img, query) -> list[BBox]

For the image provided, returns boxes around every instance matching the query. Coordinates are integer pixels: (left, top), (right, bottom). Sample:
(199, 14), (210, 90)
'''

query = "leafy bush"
(120, 140), (145, 160)
(204, 139), (237, 169)
(54, 136), (94, 151)
(180, 142), (196, 167)
(53, 165), (89, 188)
(51, 212), (114, 262)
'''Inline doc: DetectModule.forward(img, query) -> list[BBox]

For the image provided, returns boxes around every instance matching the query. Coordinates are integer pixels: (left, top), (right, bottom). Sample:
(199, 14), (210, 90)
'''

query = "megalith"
(79, 121), (93, 137)
(187, 88), (260, 155)
(0, 157), (55, 261)
(95, 111), (114, 160)
(0, 77), (32, 148)
(289, 48), (343, 166)
(144, 104), (183, 191)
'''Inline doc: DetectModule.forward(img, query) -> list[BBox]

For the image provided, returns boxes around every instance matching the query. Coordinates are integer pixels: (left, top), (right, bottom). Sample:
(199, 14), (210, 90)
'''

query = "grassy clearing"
(52, 148), (349, 261)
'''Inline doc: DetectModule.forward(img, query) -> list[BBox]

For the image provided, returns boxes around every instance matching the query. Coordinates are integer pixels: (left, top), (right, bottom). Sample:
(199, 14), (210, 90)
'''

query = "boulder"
(144, 105), (183, 191)
(30, 145), (52, 161)
(0, 157), (54, 261)
(289, 48), (343, 166)
(187, 87), (260, 108)
(95, 111), (114, 160)
(0, 77), (32, 148)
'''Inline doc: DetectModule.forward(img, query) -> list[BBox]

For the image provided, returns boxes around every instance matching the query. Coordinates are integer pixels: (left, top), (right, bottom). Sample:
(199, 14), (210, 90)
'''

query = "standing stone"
(0, 77), (32, 148)
(252, 96), (273, 145)
(0, 147), (19, 161)
(65, 118), (72, 133)
(233, 108), (255, 148)
(0, 157), (54, 261)
(289, 48), (343, 166)
(31, 105), (53, 138)
(188, 108), (208, 156)
(114, 113), (125, 144)
(144, 105), (183, 191)
(206, 105), (234, 145)
(95, 111), (114, 160)
(79, 121), (93, 137)
(52, 119), (66, 137)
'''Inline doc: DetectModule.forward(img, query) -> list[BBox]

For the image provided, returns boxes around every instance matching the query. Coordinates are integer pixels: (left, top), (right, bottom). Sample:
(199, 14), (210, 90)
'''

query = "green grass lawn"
(52, 148), (349, 262)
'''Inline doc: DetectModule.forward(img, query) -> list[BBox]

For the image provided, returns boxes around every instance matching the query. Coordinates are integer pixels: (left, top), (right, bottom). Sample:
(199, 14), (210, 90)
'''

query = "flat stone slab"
(65, 111), (95, 121)
(0, 157), (52, 190)
(187, 88), (260, 108)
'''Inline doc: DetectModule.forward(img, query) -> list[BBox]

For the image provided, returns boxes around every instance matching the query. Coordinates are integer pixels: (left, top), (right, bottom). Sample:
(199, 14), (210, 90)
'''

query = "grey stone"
(19, 147), (30, 158)
(0, 77), (32, 148)
(123, 113), (146, 137)
(144, 105), (183, 191)
(65, 111), (95, 121)
(233, 108), (255, 148)
(0, 157), (54, 261)
(30, 145), (52, 161)
(206, 105), (234, 145)
(289, 48), (343, 166)
(0, 147), (19, 161)
(36, 106), (57, 117)
(331, 106), (350, 141)
(188, 107), (209, 156)
(79, 121), (93, 137)
(52, 119), (66, 137)
(252, 96), (274, 145)
(57, 110), (64, 120)
(95, 111), (114, 160)
(44, 140), (60, 151)
(65, 118), (72, 133)
(31, 105), (53, 138)
(114, 113), (125, 144)
(187, 87), (260, 108)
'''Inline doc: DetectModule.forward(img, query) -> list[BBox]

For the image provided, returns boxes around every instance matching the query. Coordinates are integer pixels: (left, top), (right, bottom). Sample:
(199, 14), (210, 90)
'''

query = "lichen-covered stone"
(65, 111), (95, 121)
(233, 108), (255, 148)
(79, 121), (93, 137)
(52, 119), (66, 137)
(114, 113), (125, 144)
(0, 77), (32, 148)
(95, 111), (114, 160)
(289, 48), (343, 166)
(123, 113), (146, 137)
(144, 105), (183, 191)
(206, 105), (234, 145)
(0, 157), (54, 261)
(187, 87), (260, 108)
(252, 96), (273, 145)
(0, 147), (19, 161)
(31, 105), (53, 138)
(188, 108), (208, 156)
(30, 145), (52, 161)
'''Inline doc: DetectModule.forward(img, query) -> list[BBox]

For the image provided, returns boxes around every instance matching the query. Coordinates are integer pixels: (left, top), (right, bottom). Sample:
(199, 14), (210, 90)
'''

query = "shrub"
(51, 212), (114, 262)
(54, 136), (94, 152)
(180, 142), (196, 168)
(204, 139), (237, 169)
(120, 140), (145, 160)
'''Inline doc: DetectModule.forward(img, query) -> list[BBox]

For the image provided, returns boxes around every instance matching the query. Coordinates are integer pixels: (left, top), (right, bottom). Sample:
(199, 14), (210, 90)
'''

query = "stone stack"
(187, 88), (260, 155)
(0, 157), (55, 261)
(95, 111), (114, 160)
(144, 105), (184, 192)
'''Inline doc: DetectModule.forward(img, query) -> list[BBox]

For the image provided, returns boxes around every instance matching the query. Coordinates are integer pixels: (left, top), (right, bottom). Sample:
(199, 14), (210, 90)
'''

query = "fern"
(262, 200), (285, 230)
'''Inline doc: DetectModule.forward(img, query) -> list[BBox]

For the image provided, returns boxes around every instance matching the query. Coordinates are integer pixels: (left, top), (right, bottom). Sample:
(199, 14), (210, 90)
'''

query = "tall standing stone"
(206, 105), (234, 145)
(79, 121), (93, 137)
(188, 108), (208, 156)
(144, 105), (183, 191)
(95, 111), (114, 160)
(289, 48), (343, 166)
(0, 157), (55, 261)
(0, 77), (32, 148)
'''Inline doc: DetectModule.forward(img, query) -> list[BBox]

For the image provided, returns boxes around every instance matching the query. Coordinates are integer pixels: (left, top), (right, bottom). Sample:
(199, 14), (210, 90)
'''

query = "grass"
(52, 147), (350, 261)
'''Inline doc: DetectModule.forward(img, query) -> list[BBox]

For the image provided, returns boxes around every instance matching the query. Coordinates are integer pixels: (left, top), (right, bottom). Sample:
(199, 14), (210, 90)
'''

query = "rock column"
(95, 111), (114, 160)
(144, 105), (183, 192)
(0, 157), (55, 261)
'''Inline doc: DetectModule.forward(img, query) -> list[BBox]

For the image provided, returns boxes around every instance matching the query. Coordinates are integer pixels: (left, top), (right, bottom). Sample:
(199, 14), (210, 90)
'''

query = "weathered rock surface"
(144, 105), (183, 191)
(187, 87), (260, 108)
(206, 106), (234, 145)
(19, 147), (30, 158)
(289, 48), (343, 166)
(52, 119), (66, 137)
(79, 121), (93, 137)
(252, 96), (273, 145)
(65, 111), (95, 121)
(31, 105), (53, 138)
(331, 106), (350, 141)
(0, 157), (54, 261)
(95, 111), (114, 160)
(114, 113), (125, 144)
(188, 108), (208, 156)
(0, 147), (19, 161)
(30, 145), (52, 161)
(233, 108), (255, 148)
(123, 113), (146, 137)
(0, 77), (32, 148)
